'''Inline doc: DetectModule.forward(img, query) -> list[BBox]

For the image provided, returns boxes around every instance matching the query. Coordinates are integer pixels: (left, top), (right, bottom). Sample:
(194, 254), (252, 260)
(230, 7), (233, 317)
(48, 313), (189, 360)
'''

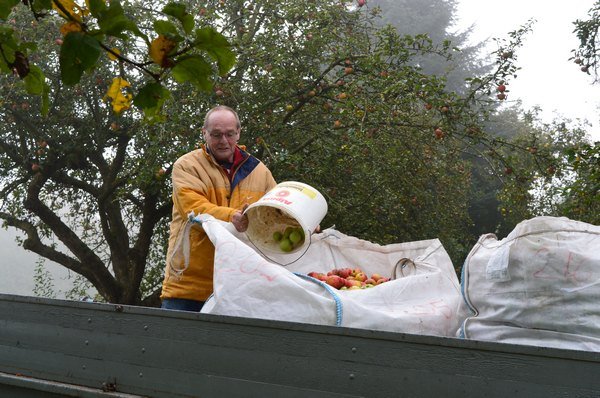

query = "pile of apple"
(307, 267), (391, 290)
(273, 226), (305, 252)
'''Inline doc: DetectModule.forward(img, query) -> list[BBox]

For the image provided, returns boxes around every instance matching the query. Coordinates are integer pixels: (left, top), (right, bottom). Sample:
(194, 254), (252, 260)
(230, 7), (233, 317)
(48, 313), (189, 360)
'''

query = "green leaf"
(133, 82), (171, 124)
(19, 41), (37, 53)
(0, 28), (17, 72)
(172, 55), (213, 91)
(153, 20), (178, 36)
(163, 2), (194, 34)
(181, 15), (194, 35)
(194, 27), (235, 76)
(87, 0), (107, 18)
(24, 64), (45, 95)
(59, 32), (101, 85)
(133, 82), (170, 109)
(31, 0), (51, 12)
(97, 0), (147, 42)
(162, 3), (186, 19)
(0, 0), (19, 19)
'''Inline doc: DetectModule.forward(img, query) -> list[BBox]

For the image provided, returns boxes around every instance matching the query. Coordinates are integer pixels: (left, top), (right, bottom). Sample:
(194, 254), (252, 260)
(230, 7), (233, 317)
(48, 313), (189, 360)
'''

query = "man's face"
(203, 109), (240, 163)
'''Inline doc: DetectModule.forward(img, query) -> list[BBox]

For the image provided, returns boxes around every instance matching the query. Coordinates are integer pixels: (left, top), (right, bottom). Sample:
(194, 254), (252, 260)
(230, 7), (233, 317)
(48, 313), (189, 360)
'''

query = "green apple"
(283, 226), (294, 239)
(289, 229), (303, 245)
(279, 238), (293, 252)
(273, 231), (283, 242)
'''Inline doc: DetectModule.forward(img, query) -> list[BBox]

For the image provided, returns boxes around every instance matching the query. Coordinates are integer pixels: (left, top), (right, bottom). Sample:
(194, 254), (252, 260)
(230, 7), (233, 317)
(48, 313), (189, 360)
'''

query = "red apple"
(345, 279), (362, 288)
(354, 272), (367, 282)
(337, 268), (352, 278)
(326, 275), (345, 289)
(357, 0), (366, 7)
(434, 128), (445, 140)
(497, 84), (506, 92)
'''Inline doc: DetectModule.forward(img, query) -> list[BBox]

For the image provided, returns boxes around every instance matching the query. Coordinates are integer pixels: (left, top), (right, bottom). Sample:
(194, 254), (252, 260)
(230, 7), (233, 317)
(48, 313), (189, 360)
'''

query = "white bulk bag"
(461, 216), (600, 351)
(194, 214), (467, 337)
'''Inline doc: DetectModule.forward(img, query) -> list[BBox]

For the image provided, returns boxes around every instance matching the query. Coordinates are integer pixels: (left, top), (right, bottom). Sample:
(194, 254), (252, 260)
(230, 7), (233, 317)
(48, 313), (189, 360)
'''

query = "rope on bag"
(295, 273), (343, 326)
(166, 212), (197, 280)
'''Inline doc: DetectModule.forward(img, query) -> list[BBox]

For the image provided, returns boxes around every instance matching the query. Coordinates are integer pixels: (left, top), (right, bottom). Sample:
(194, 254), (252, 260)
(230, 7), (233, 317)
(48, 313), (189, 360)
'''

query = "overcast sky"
(455, 0), (600, 140)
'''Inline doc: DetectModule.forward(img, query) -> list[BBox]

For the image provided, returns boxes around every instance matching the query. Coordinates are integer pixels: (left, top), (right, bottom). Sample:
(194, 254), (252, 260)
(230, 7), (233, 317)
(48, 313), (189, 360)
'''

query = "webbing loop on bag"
(166, 212), (200, 279)
(295, 273), (343, 326)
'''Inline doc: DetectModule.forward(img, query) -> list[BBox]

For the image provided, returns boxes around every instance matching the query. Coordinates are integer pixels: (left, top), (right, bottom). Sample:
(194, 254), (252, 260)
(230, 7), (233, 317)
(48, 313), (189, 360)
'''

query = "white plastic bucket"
(244, 181), (327, 255)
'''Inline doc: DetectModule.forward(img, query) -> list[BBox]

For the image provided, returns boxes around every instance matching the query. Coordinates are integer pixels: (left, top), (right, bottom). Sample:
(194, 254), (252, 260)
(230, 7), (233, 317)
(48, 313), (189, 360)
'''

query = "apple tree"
(0, 0), (234, 304)
(182, 2), (553, 266)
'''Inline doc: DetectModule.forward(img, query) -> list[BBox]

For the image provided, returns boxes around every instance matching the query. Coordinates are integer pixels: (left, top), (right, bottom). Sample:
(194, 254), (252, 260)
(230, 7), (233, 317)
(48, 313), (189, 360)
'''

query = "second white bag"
(461, 216), (600, 351)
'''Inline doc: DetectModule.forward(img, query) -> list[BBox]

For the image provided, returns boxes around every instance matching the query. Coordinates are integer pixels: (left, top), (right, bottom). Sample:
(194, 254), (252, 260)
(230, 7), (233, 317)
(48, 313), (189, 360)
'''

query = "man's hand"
(232, 204), (249, 232)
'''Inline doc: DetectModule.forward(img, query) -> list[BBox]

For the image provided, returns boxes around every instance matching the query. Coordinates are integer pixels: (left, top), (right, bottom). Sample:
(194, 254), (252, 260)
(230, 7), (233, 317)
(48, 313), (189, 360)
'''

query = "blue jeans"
(161, 298), (205, 312)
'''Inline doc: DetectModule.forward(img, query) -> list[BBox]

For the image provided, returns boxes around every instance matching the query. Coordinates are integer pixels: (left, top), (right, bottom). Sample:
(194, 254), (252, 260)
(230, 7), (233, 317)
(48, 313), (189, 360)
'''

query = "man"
(161, 105), (276, 311)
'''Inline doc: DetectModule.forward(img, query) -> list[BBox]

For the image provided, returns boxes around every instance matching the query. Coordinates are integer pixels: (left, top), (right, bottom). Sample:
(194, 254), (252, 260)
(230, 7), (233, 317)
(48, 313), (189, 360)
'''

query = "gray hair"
(203, 105), (241, 130)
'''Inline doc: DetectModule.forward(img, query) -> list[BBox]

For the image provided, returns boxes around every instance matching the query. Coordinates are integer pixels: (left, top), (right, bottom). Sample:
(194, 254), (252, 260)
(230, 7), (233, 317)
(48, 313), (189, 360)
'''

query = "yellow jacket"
(161, 145), (276, 301)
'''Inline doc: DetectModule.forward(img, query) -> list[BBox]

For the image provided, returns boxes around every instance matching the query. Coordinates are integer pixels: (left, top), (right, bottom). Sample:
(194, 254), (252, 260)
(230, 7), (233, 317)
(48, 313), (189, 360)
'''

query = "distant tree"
(478, 108), (599, 234)
(368, 0), (491, 93)
(572, 1), (600, 81)
(572, 0), (600, 82)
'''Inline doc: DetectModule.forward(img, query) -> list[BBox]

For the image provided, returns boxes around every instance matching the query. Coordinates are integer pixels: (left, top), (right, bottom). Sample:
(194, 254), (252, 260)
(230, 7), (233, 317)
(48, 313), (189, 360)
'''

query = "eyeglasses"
(207, 131), (238, 140)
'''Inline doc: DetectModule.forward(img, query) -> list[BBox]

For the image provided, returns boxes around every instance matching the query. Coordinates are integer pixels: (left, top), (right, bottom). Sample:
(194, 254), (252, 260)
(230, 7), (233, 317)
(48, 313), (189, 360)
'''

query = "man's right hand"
(232, 204), (250, 232)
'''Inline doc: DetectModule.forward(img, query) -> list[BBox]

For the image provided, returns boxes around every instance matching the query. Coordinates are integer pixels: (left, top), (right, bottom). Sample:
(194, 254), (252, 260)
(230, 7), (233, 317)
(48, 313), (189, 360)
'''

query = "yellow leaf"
(103, 77), (132, 114)
(149, 35), (176, 67)
(108, 48), (121, 61)
(59, 21), (82, 36)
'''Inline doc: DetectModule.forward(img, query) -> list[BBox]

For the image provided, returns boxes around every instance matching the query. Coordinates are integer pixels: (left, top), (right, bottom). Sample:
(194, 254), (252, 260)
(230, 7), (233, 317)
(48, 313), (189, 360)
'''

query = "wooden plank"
(0, 371), (144, 398)
(0, 294), (599, 397)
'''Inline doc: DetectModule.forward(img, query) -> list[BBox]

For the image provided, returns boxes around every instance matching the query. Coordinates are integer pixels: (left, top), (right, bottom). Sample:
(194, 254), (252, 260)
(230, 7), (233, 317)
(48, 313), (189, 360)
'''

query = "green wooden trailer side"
(0, 293), (599, 398)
